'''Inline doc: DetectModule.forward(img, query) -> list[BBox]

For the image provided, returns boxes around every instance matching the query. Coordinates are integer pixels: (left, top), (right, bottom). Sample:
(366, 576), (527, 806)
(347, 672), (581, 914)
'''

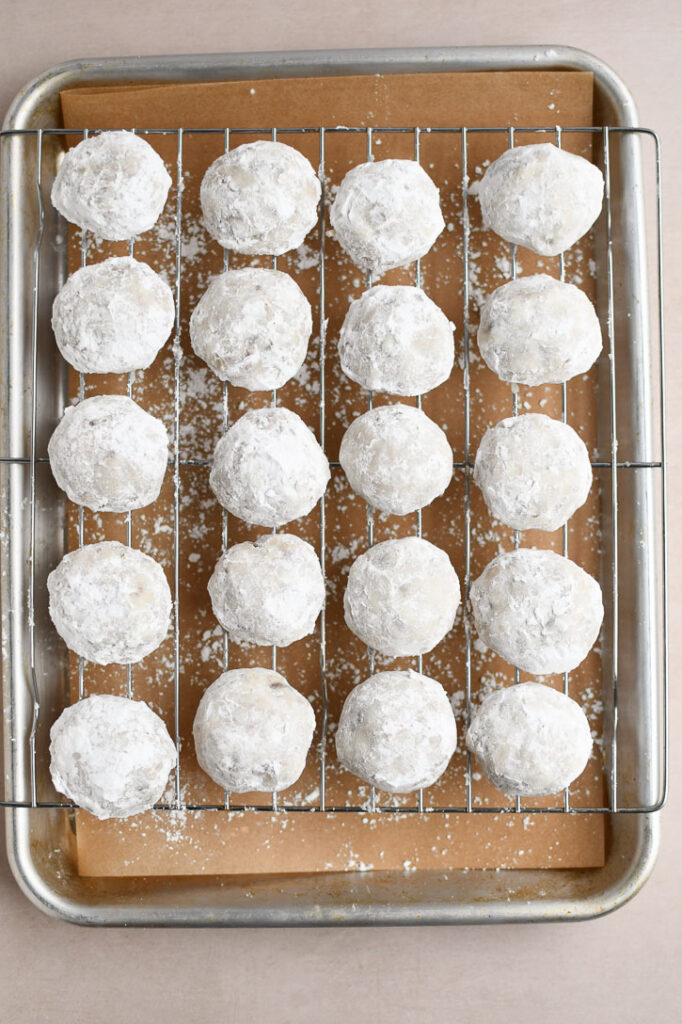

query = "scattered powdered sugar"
(57, 126), (608, 873)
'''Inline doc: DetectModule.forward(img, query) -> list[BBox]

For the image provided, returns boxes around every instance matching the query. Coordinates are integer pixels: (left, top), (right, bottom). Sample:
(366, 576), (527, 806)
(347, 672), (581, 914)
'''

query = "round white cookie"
(193, 668), (315, 793)
(47, 541), (172, 665)
(210, 407), (330, 528)
(476, 143), (604, 256)
(338, 285), (454, 396)
(51, 130), (171, 240)
(339, 403), (452, 515)
(466, 682), (593, 797)
(330, 159), (445, 277)
(470, 548), (604, 675)
(49, 694), (177, 819)
(189, 267), (312, 390)
(344, 537), (460, 657)
(473, 413), (592, 531)
(48, 395), (168, 513)
(209, 533), (324, 647)
(335, 670), (457, 794)
(51, 256), (175, 374)
(200, 140), (321, 255)
(477, 274), (602, 386)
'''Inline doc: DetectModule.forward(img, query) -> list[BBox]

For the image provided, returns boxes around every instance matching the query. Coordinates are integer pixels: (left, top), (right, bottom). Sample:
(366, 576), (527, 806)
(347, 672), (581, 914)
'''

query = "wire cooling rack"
(0, 124), (668, 817)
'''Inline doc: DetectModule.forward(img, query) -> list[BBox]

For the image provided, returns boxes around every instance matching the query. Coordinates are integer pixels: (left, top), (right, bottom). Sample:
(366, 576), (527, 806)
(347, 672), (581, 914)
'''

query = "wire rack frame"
(0, 124), (667, 816)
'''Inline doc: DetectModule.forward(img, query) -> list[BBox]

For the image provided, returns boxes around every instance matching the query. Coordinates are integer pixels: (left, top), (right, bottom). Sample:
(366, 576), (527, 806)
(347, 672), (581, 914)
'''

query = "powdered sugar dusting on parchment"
(61, 77), (605, 876)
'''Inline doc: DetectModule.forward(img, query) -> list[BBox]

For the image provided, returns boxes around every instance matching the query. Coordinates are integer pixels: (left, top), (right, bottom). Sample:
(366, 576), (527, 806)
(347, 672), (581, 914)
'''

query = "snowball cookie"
(49, 694), (177, 819)
(193, 668), (315, 793)
(476, 143), (604, 256)
(330, 160), (445, 277)
(339, 403), (452, 515)
(208, 533), (324, 647)
(477, 274), (602, 386)
(189, 267), (312, 390)
(473, 414), (592, 532)
(338, 285), (454, 396)
(466, 682), (593, 797)
(210, 407), (330, 528)
(335, 670), (457, 793)
(51, 130), (171, 241)
(344, 537), (460, 657)
(200, 140), (321, 255)
(470, 549), (604, 675)
(51, 256), (175, 374)
(48, 395), (168, 513)
(47, 541), (172, 665)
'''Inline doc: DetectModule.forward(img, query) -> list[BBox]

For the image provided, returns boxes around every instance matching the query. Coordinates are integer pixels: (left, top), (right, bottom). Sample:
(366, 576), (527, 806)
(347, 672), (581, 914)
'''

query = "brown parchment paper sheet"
(59, 70), (605, 876)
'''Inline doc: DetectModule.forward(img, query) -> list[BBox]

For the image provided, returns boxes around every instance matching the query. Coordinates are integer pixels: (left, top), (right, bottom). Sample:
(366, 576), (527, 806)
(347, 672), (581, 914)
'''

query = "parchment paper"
(59, 69), (605, 876)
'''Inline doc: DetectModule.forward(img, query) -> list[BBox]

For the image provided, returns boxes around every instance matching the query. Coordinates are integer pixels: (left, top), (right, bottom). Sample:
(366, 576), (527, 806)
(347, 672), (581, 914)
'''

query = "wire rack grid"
(0, 123), (668, 817)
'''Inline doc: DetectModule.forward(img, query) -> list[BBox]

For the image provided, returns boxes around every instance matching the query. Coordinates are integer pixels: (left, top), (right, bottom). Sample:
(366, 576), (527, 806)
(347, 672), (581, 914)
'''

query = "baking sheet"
(58, 69), (605, 876)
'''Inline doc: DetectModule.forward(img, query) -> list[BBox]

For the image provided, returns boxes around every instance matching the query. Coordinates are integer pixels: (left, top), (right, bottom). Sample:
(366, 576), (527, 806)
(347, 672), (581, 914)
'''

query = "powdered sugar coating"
(338, 285), (454, 396)
(477, 274), (602, 386)
(473, 413), (592, 532)
(193, 668), (315, 793)
(51, 131), (171, 241)
(200, 140), (321, 255)
(335, 670), (457, 794)
(48, 395), (168, 513)
(51, 256), (175, 374)
(344, 537), (460, 657)
(189, 267), (312, 390)
(47, 541), (172, 665)
(339, 403), (452, 515)
(330, 160), (445, 277)
(476, 143), (604, 256)
(466, 682), (593, 797)
(49, 694), (177, 819)
(208, 533), (324, 647)
(470, 549), (604, 675)
(210, 407), (330, 528)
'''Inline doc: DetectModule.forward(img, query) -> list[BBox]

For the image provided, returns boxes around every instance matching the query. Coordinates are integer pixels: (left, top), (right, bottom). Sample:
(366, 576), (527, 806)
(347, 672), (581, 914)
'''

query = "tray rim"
(0, 44), (662, 927)
(3, 44), (640, 132)
(4, 809), (661, 926)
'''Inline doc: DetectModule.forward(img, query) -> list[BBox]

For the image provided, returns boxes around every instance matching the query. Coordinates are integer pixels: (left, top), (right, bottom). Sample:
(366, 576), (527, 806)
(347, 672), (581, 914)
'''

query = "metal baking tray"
(0, 46), (666, 925)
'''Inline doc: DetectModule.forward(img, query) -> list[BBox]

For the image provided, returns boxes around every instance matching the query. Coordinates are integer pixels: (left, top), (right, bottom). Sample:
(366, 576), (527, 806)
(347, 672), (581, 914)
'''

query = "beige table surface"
(0, 2), (679, 1022)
